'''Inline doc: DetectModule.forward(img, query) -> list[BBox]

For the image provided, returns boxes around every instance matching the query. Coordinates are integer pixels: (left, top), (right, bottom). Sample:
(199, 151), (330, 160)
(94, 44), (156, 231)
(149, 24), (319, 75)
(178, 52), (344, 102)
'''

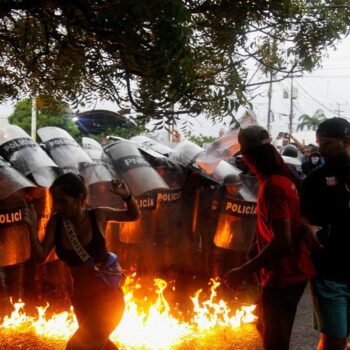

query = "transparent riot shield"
(0, 188), (32, 266)
(0, 125), (58, 187)
(212, 182), (258, 276)
(170, 140), (204, 167)
(82, 137), (104, 160)
(81, 137), (122, 209)
(37, 126), (93, 169)
(210, 160), (241, 185)
(213, 195), (257, 252)
(107, 192), (159, 274)
(130, 135), (176, 157)
(0, 157), (36, 199)
(104, 140), (168, 197)
(151, 159), (189, 274)
(80, 137), (117, 185)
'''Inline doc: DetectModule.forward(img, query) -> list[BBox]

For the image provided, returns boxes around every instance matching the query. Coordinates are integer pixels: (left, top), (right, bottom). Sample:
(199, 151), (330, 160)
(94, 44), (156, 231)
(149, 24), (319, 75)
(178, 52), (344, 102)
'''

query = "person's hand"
(22, 202), (38, 228)
(223, 266), (249, 291)
(303, 223), (323, 252)
(110, 179), (131, 200)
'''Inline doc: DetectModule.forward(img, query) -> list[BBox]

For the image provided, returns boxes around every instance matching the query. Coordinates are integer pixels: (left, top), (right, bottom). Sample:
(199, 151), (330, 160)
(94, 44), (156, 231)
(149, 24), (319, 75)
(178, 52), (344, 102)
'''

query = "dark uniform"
(302, 162), (350, 337)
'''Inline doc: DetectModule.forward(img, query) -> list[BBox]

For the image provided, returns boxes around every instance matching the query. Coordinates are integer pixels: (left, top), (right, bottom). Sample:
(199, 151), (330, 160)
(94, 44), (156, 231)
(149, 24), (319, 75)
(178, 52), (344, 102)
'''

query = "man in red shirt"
(224, 125), (314, 350)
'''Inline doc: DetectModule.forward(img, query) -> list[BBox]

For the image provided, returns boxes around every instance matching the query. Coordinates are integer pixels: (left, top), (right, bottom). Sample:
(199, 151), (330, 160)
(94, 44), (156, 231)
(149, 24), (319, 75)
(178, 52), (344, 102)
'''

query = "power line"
(300, 75), (350, 78)
(294, 80), (348, 117)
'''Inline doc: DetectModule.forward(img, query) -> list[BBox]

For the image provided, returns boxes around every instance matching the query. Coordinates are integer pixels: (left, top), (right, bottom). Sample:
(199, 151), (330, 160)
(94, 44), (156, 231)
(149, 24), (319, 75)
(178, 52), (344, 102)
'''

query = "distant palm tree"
(297, 109), (327, 131)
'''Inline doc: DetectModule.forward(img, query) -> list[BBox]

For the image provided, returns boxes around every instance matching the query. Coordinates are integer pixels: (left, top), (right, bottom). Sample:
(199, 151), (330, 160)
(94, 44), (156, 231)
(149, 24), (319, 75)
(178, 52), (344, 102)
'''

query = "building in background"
(74, 109), (134, 134)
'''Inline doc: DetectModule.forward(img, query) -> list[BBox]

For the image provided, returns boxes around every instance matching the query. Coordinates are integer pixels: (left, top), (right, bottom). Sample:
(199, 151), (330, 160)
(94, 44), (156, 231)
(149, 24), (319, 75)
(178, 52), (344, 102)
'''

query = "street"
(0, 286), (320, 350)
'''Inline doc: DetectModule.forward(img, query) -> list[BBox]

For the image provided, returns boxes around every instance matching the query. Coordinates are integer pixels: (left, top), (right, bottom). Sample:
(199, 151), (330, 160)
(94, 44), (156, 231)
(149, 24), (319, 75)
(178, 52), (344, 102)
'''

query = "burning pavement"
(0, 275), (260, 350)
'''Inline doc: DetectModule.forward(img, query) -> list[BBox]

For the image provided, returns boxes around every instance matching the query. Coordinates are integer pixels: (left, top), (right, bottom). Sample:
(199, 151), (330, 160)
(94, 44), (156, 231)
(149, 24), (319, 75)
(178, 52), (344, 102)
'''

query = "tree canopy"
(9, 97), (80, 138)
(1, 1), (349, 125)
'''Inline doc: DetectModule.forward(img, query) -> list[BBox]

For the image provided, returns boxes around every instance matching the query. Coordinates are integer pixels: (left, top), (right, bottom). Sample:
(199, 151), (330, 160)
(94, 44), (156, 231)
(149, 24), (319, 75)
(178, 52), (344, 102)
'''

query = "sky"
(1, 35), (349, 141)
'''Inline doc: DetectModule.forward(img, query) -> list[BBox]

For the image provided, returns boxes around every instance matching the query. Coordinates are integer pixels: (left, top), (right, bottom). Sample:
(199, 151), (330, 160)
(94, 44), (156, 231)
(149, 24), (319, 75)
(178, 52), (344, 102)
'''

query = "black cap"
(238, 125), (270, 152)
(316, 117), (350, 139)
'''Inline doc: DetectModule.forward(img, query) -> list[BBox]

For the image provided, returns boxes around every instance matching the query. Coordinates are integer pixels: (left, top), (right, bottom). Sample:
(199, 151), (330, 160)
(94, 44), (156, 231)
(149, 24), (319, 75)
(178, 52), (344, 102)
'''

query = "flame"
(1, 276), (257, 349)
(38, 188), (52, 241)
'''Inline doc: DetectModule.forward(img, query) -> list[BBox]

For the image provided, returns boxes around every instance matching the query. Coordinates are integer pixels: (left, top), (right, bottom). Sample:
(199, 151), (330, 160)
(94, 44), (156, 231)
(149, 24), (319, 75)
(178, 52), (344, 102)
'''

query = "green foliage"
(9, 97), (80, 138)
(0, 1), (349, 124)
(297, 109), (327, 131)
(188, 133), (216, 147)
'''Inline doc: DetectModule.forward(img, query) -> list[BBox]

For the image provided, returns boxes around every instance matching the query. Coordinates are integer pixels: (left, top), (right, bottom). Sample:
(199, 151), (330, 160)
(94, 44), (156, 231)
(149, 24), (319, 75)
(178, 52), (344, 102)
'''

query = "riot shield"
(201, 179), (257, 277)
(151, 160), (188, 274)
(104, 140), (168, 197)
(81, 136), (117, 183)
(0, 189), (31, 266)
(0, 157), (36, 199)
(0, 125), (58, 187)
(210, 160), (241, 185)
(213, 194), (257, 252)
(82, 137), (104, 160)
(81, 137), (122, 209)
(170, 140), (204, 167)
(109, 191), (158, 274)
(130, 135), (176, 156)
(37, 126), (93, 169)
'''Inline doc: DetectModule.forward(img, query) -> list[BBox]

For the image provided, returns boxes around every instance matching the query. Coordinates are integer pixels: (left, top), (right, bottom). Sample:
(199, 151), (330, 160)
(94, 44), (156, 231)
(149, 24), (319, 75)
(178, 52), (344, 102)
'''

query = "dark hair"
(50, 173), (88, 200)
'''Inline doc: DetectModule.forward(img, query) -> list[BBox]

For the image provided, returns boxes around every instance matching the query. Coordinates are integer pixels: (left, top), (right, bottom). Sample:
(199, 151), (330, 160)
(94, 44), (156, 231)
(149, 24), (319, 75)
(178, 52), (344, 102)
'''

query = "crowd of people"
(274, 131), (324, 177)
(224, 117), (350, 350)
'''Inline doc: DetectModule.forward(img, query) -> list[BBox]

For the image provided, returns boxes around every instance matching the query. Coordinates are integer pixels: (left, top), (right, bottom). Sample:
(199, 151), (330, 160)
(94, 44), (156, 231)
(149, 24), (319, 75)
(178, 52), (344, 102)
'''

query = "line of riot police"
(0, 125), (258, 313)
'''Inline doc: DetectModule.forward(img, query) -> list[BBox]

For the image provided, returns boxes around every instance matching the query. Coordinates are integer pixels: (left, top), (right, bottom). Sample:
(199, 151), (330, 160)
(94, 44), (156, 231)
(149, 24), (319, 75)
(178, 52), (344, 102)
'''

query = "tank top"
(55, 210), (108, 267)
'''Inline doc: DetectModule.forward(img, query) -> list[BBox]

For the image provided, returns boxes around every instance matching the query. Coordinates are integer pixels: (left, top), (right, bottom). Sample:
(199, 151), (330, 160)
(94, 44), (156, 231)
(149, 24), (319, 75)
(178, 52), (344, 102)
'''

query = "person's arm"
(224, 219), (292, 288)
(300, 217), (323, 252)
(23, 203), (56, 263)
(289, 134), (305, 152)
(96, 179), (141, 223)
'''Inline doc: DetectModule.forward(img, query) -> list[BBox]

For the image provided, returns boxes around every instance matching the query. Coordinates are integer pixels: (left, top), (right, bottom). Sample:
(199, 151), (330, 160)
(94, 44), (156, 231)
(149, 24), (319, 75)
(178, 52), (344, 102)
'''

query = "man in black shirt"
(302, 117), (350, 350)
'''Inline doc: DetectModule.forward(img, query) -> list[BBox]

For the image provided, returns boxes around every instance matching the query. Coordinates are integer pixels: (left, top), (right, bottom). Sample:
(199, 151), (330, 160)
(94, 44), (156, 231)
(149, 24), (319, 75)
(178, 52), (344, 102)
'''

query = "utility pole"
(31, 95), (37, 142)
(267, 70), (273, 134)
(330, 102), (347, 117)
(283, 75), (297, 134)
(289, 75), (294, 135)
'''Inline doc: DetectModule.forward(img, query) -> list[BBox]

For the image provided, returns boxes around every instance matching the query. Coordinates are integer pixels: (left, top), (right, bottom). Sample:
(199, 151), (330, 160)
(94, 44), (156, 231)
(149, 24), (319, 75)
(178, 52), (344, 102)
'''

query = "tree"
(188, 133), (216, 147)
(9, 97), (80, 138)
(297, 109), (327, 131)
(0, 2), (349, 125)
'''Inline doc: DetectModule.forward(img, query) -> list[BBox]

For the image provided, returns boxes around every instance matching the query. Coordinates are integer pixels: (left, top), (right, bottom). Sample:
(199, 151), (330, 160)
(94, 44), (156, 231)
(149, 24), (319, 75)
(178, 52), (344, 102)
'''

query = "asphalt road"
(290, 287), (319, 350)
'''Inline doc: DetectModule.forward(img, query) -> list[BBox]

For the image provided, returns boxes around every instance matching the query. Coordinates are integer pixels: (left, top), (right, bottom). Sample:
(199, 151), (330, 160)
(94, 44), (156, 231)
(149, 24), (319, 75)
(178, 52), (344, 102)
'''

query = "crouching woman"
(23, 173), (141, 350)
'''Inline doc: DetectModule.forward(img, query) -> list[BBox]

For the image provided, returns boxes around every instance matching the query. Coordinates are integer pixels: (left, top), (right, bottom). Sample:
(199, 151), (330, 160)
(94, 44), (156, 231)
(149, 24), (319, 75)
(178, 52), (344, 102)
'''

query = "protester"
(224, 125), (314, 350)
(23, 173), (141, 350)
(281, 144), (305, 181)
(302, 117), (350, 350)
(301, 150), (322, 175)
(301, 144), (316, 163)
(282, 135), (290, 148)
